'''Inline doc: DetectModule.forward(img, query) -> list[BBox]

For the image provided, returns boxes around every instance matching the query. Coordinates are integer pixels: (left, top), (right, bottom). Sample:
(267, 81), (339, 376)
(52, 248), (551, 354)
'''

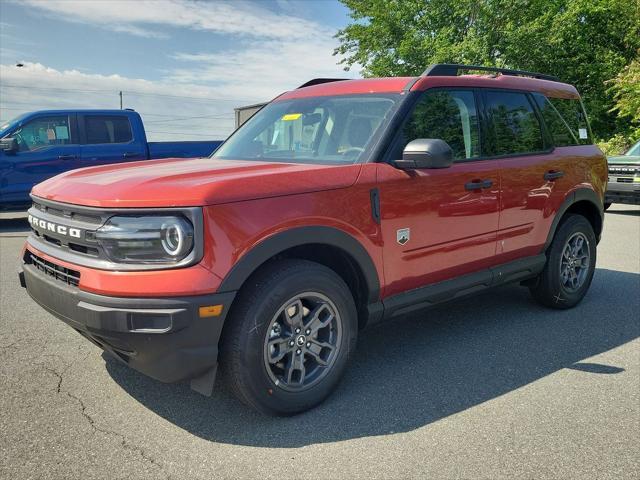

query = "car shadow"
(0, 218), (30, 237)
(104, 268), (639, 447)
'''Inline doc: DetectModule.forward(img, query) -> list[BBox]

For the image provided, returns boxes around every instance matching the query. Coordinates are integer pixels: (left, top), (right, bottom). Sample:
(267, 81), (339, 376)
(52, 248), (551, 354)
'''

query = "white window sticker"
(55, 125), (69, 140)
(578, 128), (588, 139)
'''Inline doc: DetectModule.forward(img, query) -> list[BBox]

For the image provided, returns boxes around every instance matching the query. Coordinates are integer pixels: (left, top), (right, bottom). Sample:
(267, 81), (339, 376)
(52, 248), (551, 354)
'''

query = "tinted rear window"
(533, 94), (591, 146)
(85, 115), (132, 144)
(485, 91), (544, 156)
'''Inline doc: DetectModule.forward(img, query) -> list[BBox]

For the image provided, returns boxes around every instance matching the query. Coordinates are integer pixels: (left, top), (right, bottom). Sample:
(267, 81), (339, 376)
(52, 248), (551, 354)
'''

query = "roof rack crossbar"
(422, 64), (559, 82)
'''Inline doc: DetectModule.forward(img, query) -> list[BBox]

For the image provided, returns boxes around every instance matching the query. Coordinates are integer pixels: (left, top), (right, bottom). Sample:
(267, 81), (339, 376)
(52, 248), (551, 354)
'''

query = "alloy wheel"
(560, 232), (590, 292)
(263, 292), (342, 392)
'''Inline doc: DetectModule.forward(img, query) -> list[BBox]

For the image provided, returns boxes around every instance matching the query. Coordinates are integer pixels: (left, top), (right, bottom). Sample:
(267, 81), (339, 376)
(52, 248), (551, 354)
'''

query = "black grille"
(28, 199), (105, 260)
(25, 252), (80, 287)
(608, 166), (639, 175)
(32, 200), (103, 224)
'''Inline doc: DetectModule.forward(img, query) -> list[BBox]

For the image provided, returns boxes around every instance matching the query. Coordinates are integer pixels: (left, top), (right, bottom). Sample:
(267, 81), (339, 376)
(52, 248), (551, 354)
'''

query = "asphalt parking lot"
(1, 205), (638, 480)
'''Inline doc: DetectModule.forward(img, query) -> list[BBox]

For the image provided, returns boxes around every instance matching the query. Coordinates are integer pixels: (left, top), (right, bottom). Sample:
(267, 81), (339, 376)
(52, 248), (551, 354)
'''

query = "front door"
(0, 114), (79, 208)
(377, 88), (500, 297)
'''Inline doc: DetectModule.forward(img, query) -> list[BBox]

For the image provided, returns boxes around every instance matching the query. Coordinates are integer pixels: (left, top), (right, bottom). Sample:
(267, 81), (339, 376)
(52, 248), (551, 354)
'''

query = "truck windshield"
(0, 113), (28, 138)
(213, 94), (400, 164)
(626, 141), (640, 156)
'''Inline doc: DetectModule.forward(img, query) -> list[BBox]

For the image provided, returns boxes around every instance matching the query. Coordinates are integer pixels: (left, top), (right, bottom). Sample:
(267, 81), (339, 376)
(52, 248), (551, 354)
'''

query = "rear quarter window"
(533, 94), (591, 146)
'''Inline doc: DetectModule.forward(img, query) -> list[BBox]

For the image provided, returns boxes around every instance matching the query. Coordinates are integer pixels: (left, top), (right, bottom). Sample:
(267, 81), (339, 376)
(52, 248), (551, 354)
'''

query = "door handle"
(123, 152), (142, 158)
(544, 170), (564, 181)
(465, 179), (493, 191)
(58, 154), (77, 160)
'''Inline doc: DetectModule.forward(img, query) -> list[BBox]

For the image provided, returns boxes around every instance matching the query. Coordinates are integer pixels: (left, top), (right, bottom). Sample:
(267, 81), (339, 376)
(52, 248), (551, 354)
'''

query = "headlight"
(96, 216), (194, 264)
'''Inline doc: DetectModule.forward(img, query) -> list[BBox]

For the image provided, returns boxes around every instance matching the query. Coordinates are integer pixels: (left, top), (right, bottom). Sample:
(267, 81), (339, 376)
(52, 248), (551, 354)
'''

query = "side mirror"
(0, 137), (18, 153)
(395, 139), (453, 170)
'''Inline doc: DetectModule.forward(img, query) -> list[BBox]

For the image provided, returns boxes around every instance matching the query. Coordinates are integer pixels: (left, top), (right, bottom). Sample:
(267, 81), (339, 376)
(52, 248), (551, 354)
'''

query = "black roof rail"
(423, 64), (560, 82)
(297, 78), (348, 89)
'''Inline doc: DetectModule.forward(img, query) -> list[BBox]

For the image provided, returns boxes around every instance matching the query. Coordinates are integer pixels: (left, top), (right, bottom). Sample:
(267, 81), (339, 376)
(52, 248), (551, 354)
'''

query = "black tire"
(221, 259), (357, 415)
(603, 202), (612, 211)
(530, 214), (597, 309)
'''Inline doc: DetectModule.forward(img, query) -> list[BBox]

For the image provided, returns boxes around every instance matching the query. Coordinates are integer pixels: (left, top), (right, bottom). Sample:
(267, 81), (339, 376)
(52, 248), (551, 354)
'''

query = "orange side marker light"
(199, 305), (223, 318)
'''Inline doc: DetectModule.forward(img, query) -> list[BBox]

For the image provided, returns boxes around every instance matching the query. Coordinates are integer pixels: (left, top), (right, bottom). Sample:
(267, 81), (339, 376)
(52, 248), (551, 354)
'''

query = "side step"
(382, 254), (546, 319)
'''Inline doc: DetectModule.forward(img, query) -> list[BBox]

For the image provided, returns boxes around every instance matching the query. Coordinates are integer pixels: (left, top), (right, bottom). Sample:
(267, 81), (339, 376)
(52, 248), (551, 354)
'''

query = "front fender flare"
(217, 226), (381, 304)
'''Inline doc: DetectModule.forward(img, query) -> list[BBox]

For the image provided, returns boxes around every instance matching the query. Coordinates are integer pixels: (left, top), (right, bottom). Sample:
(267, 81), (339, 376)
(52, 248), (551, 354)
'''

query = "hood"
(607, 154), (640, 166)
(32, 157), (362, 208)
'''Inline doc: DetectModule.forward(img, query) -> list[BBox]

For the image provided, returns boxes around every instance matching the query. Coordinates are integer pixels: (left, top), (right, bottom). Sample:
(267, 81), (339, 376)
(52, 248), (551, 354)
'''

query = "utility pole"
(119, 91), (123, 109)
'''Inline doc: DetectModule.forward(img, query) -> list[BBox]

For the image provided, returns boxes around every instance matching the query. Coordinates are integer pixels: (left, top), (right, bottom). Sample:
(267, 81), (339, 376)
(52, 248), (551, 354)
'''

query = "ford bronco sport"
(19, 64), (607, 415)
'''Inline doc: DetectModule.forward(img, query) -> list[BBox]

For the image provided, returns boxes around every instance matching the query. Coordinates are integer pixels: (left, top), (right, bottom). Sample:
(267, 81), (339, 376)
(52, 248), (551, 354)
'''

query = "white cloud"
(0, 62), (242, 140)
(170, 36), (359, 97)
(19, 0), (336, 40)
(1, 1), (362, 140)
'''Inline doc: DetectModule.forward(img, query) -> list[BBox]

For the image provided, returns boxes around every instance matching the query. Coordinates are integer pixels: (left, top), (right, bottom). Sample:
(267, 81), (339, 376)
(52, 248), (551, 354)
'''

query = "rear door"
(78, 114), (146, 166)
(485, 90), (581, 264)
(377, 88), (500, 296)
(0, 114), (79, 208)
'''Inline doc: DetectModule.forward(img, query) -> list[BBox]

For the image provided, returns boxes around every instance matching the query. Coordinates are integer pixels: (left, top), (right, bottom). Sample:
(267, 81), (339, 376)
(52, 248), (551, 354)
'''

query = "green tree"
(609, 58), (640, 133)
(335, 0), (640, 140)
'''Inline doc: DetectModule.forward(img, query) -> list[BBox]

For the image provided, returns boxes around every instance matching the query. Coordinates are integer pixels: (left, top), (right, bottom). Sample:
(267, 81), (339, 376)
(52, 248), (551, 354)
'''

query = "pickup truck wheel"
(530, 214), (596, 309)
(221, 259), (357, 415)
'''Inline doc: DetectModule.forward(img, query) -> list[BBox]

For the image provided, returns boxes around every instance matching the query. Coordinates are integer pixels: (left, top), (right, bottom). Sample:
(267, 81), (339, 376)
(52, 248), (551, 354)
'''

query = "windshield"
(0, 113), (30, 138)
(626, 140), (640, 156)
(213, 94), (400, 164)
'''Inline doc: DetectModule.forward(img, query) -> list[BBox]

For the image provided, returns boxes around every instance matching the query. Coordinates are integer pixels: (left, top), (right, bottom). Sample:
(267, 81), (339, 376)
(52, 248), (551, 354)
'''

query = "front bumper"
(605, 180), (640, 205)
(20, 261), (236, 387)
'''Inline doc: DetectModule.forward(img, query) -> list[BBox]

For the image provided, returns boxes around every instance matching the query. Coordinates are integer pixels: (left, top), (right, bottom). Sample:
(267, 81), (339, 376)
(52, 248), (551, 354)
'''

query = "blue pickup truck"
(0, 109), (222, 211)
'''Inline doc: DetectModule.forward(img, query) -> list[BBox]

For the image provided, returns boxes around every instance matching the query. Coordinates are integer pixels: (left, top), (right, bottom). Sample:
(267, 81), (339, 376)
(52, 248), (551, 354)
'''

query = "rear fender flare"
(543, 188), (603, 250)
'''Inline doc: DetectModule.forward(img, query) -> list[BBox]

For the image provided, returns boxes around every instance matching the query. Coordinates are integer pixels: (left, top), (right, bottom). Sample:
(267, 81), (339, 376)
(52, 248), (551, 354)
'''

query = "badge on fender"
(397, 228), (410, 245)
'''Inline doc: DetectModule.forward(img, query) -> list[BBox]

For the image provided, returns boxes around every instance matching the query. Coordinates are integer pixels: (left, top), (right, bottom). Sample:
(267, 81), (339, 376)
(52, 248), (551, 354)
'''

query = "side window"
(84, 116), (132, 144)
(402, 90), (480, 160)
(533, 94), (591, 146)
(485, 91), (544, 156)
(14, 116), (71, 152)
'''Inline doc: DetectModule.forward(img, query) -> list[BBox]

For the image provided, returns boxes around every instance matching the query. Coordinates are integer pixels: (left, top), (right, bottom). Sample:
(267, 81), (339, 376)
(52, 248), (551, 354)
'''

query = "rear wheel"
(221, 259), (357, 415)
(530, 214), (596, 309)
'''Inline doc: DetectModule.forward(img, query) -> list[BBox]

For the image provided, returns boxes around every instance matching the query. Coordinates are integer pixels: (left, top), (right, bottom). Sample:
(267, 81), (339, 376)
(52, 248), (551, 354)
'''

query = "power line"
(145, 115), (233, 124)
(1, 103), (233, 123)
(0, 84), (111, 94)
(0, 100), (234, 119)
(124, 90), (255, 103)
(0, 83), (257, 103)
(1, 99), (73, 107)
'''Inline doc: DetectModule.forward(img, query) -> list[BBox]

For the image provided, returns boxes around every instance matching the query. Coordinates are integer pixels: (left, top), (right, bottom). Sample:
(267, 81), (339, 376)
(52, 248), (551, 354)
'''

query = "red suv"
(20, 64), (607, 415)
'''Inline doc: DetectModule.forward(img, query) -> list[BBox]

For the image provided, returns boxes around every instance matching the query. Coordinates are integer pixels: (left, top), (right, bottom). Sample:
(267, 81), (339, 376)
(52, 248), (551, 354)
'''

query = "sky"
(0, 0), (360, 141)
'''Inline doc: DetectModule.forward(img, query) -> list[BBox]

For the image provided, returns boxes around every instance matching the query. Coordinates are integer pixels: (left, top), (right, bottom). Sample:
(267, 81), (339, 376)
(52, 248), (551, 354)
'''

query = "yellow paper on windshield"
(282, 113), (302, 121)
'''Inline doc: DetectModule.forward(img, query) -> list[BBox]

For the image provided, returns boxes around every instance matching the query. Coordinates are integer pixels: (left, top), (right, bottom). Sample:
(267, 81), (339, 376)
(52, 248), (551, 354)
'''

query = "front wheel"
(221, 259), (357, 415)
(530, 214), (597, 309)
